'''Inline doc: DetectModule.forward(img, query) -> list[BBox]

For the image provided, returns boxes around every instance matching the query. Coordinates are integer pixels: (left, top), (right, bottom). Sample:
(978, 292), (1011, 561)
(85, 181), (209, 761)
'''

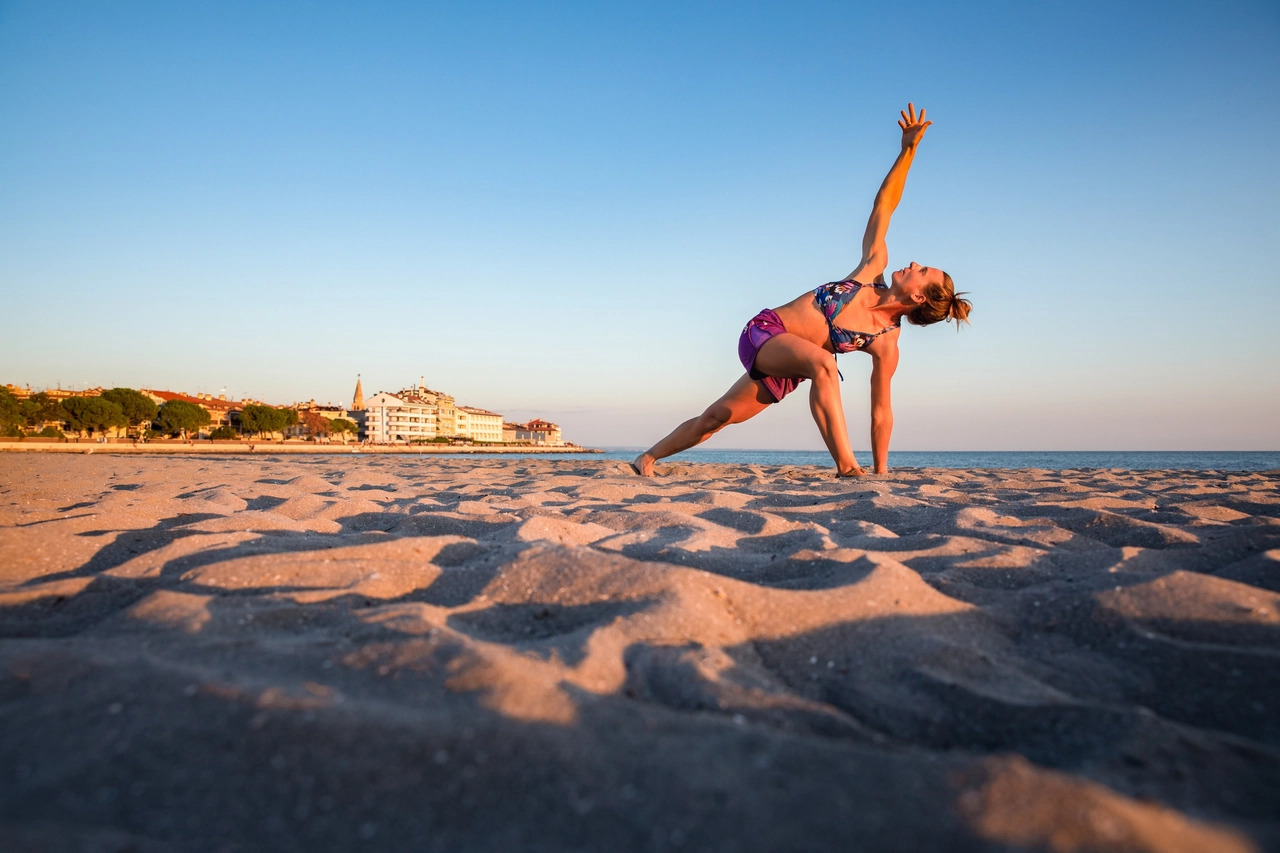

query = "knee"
(811, 357), (839, 385)
(697, 406), (731, 434)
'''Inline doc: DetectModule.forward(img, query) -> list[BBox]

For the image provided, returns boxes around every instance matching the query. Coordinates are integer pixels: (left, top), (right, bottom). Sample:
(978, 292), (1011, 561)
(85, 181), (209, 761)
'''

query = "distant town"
(0, 376), (574, 448)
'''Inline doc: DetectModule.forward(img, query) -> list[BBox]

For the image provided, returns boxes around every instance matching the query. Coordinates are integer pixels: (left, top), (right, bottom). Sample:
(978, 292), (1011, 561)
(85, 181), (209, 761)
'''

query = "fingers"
(900, 103), (929, 127)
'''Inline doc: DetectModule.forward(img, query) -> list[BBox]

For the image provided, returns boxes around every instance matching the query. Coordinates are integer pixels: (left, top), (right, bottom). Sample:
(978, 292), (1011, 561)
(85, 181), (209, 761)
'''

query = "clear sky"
(2, 1), (1277, 450)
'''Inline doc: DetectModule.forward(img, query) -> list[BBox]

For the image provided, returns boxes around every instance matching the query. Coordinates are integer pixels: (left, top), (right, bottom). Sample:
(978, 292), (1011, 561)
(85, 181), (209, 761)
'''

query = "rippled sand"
(1, 455), (1277, 852)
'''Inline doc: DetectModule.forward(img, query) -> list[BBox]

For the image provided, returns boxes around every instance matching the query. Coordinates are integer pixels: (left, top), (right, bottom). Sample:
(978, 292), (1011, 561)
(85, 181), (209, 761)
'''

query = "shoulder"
(866, 329), (901, 363)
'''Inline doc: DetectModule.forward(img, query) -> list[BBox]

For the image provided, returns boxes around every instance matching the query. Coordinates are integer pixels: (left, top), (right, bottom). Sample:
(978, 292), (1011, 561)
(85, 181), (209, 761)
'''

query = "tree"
(61, 396), (127, 437)
(328, 418), (357, 442)
(154, 399), (210, 438)
(240, 404), (277, 437)
(101, 388), (157, 432)
(0, 387), (21, 433)
(208, 425), (239, 440)
(239, 403), (292, 438)
(19, 392), (68, 430)
(301, 411), (330, 439)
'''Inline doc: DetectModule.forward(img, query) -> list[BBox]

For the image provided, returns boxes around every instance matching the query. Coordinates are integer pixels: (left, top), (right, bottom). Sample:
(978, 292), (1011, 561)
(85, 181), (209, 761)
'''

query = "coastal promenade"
(0, 440), (600, 455)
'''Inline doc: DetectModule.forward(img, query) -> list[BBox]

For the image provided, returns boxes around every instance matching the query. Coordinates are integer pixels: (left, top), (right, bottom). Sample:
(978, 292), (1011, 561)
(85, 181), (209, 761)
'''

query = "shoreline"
(0, 441), (602, 455)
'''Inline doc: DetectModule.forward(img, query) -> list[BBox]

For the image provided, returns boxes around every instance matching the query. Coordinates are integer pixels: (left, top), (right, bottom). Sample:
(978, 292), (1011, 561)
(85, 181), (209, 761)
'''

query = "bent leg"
(752, 334), (860, 473)
(632, 374), (774, 475)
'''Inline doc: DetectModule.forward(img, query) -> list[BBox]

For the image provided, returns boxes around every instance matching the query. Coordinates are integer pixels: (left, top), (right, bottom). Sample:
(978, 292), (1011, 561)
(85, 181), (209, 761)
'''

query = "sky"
(1, 0), (1277, 451)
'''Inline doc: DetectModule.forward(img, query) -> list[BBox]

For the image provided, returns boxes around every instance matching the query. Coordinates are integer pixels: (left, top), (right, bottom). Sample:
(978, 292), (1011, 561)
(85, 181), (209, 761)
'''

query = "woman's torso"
(772, 280), (900, 355)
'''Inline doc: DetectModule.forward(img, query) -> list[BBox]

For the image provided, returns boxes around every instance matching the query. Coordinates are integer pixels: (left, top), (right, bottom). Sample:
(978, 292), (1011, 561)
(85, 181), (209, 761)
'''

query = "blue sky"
(2, 1), (1277, 450)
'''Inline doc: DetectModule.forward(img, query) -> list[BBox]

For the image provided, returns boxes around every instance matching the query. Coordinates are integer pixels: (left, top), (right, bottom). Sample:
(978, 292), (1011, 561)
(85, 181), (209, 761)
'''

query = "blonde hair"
(907, 271), (971, 328)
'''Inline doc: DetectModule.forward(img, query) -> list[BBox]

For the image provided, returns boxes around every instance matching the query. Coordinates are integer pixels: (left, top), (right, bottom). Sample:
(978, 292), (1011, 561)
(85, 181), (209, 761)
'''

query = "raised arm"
(847, 103), (932, 283)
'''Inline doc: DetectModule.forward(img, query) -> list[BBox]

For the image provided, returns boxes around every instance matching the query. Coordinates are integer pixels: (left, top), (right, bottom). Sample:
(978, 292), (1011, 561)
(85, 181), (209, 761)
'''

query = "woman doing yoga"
(633, 104), (971, 477)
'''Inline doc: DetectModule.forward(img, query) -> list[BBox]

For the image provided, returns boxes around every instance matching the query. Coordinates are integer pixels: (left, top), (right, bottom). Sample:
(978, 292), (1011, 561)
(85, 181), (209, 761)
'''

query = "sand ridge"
(0, 455), (1277, 851)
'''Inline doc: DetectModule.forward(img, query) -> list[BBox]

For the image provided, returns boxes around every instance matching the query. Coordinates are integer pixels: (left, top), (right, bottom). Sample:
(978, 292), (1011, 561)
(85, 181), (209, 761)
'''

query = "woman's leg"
(751, 334), (861, 474)
(632, 374), (774, 476)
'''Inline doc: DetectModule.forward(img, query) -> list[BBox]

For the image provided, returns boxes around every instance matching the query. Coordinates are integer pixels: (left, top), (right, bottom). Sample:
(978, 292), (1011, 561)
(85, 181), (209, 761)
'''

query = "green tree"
(328, 418), (357, 442)
(19, 392), (68, 430)
(239, 403), (291, 438)
(154, 399), (211, 438)
(239, 404), (271, 437)
(101, 388), (157, 432)
(208, 425), (239, 440)
(0, 386), (21, 433)
(62, 396), (128, 437)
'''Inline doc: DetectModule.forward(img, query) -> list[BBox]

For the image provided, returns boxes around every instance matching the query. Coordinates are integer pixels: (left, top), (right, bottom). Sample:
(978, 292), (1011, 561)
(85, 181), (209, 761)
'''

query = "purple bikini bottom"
(738, 308), (803, 403)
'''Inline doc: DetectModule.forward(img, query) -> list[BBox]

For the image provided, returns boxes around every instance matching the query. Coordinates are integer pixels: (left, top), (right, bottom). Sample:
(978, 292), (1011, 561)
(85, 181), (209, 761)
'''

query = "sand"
(0, 455), (1276, 852)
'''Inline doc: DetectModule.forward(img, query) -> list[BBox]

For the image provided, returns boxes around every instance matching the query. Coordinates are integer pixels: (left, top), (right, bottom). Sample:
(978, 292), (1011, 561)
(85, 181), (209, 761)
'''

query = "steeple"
(351, 374), (364, 411)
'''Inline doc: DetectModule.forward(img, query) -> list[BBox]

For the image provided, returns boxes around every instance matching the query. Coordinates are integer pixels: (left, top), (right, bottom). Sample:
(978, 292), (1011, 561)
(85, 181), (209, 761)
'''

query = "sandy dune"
(1, 455), (1277, 852)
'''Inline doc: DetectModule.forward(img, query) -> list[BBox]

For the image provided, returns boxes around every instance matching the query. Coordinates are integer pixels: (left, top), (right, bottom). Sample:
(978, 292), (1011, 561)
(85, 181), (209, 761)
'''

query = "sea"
(441, 449), (1280, 471)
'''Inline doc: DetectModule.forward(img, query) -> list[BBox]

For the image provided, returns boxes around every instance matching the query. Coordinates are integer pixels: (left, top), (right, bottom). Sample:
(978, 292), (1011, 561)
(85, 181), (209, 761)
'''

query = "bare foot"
(631, 453), (655, 476)
(836, 466), (866, 478)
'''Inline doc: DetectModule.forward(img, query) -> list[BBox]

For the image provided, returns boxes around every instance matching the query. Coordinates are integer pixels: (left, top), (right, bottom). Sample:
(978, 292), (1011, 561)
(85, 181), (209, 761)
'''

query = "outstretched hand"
(898, 102), (931, 149)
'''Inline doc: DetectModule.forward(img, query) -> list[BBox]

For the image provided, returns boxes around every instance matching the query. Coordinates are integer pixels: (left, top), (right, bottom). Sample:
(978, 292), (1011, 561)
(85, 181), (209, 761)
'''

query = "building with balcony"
(359, 392), (438, 443)
(455, 406), (503, 443)
(397, 378), (456, 436)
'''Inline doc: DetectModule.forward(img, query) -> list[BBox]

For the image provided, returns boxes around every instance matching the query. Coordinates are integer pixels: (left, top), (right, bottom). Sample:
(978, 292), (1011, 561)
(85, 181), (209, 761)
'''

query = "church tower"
(351, 375), (365, 411)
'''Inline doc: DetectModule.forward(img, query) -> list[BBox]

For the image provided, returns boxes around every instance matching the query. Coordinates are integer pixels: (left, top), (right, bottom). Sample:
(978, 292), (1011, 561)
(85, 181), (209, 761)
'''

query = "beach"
(1, 454), (1276, 852)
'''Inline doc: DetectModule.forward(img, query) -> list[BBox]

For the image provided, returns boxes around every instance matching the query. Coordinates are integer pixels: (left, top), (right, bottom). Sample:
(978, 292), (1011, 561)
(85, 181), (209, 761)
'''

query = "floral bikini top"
(813, 280), (899, 353)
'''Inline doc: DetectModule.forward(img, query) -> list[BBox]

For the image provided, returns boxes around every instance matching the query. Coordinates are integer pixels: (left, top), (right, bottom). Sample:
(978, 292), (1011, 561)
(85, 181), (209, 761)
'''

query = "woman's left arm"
(869, 343), (899, 474)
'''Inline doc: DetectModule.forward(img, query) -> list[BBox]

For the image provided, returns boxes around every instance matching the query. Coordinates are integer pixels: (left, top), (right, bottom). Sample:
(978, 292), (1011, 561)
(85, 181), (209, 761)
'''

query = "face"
(890, 261), (944, 303)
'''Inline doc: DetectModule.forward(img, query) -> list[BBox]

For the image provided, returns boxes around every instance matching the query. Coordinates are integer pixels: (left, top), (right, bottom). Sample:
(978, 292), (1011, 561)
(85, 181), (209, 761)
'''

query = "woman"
(633, 104), (971, 477)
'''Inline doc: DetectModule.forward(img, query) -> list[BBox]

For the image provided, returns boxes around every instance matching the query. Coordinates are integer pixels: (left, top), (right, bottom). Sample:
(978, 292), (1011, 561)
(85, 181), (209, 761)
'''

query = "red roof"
(145, 390), (241, 411)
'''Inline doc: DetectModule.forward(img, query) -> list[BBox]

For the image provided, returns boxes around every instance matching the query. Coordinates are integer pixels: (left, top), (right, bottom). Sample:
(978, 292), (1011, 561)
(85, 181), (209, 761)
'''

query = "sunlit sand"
(1, 455), (1275, 851)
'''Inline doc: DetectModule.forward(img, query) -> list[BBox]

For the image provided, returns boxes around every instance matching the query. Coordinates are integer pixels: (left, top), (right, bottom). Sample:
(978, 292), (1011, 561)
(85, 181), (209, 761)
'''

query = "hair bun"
(905, 271), (973, 329)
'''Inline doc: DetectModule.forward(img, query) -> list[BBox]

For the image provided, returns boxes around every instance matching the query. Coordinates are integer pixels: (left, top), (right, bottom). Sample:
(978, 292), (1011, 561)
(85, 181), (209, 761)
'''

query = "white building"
(360, 392), (438, 443)
(455, 406), (503, 443)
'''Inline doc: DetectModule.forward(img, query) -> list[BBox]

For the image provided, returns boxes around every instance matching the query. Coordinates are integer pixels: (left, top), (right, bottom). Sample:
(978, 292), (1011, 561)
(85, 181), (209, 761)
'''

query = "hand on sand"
(631, 454), (655, 477)
(898, 102), (931, 149)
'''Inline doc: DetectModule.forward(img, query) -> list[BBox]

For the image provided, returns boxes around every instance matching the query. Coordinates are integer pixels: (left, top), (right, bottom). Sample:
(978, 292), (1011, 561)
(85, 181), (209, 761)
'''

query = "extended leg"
(632, 374), (773, 476)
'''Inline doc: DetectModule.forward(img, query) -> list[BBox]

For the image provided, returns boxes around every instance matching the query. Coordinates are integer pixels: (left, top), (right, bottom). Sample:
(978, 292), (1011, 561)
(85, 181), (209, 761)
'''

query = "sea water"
(435, 449), (1280, 471)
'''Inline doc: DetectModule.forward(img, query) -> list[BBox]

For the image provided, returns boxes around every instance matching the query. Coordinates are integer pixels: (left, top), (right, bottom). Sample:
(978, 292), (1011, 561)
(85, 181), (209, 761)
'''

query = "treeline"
(0, 387), (161, 438)
(0, 387), (356, 440)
